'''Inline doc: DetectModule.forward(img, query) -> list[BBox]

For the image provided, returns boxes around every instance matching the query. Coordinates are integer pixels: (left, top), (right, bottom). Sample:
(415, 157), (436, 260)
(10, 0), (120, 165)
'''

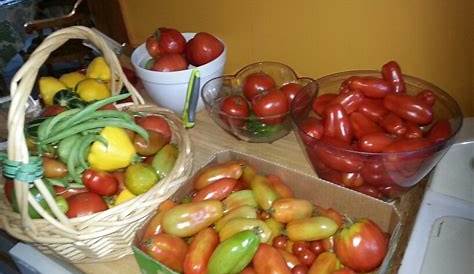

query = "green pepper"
(53, 89), (88, 109)
(207, 230), (260, 274)
(246, 115), (284, 138)
(152, 144), (178, 180)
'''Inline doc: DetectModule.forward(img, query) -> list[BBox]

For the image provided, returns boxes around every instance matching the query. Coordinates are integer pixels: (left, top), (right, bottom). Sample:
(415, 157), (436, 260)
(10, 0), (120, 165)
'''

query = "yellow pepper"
(88, 127), (136, 171)
(39, 76), (67, 106)
(86, 56), (111, 81)
(76, 78), (111, 102)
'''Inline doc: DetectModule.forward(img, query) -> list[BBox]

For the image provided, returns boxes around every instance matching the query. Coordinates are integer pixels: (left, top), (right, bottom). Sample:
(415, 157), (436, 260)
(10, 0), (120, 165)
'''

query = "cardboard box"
(133, 150), (402, 274)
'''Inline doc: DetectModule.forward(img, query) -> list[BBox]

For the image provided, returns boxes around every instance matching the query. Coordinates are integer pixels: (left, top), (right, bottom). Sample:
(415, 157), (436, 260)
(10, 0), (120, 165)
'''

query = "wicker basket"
(0, 26), (192, 263)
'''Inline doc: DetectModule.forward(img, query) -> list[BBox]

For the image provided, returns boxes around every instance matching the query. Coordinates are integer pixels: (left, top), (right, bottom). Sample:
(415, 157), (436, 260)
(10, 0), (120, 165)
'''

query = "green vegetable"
(53, 89), (87, 109)
(207, 230), (260, 274)
(58, 134), (81, 163)
(246, 115), (284, 137)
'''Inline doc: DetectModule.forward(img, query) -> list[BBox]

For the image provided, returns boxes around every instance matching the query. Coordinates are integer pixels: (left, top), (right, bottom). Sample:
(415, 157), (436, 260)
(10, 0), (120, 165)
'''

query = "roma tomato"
(278, 249), (302, 269)
(43, 156), (68, 179)
(250, 175), (280, 210)
(219, 217), (272, 243)
(135, 115), (171, 144)
(299, 117), (324, 142)
(162, 200), (223, 237)
(312, 137), (364, 173)
(243, 72), (276, 101)
(349, 76), (393, 98)
(142, 200), (176, 240)
(140, 233), (188, 272)
(194, 161), (243, 190)
(253, 244), (292, 274)
(146, 27), (186, 56)
(186, 32), (224, 66)
(266, 174), (294, 198)
(270, 198), (314, 223)
(214, 205), (257, 231)
(332, 267), (356, 274)
(312, 94), (337, 117)
(357, 98), (389, 123)
(280, 82), (303, 106)
(339, 76), (357, 94)
(152, 53), (188, 72)
(66, 192), (108, 218)
(133, 130), (167, 156)
(273, 235), (289, 249)
(383, 137), (433, 153)
(341, 172), (364, 188)
(183, 228), (219, 274)
(323, 104), (353, 144)
(334, 219), (389, 272)
(287, 217), (338, 242)
(383, 93), (433, 125)
(314, 206), (344, 228)
(404, 121), (423, 139)
(266, 218), (285, 241)
(82, 169), (118, 196)
(380, 113), (407, 135)
(332, 90), (364, 114)
(358, 132), (396, 153)
(381, 61), (406, 94)
(222, 190), (258, 213)
(252, 89), (289, 125)
(360, 161), (393, 187)
(416, 89), (436, 107)
(307, 252), (341, 274)
(220, 95), (250, 127)
(192, 178), (237, 201)
(426, 119), (452, 143)
(241, 164), (257, 187)
(349, 112), (383, 139)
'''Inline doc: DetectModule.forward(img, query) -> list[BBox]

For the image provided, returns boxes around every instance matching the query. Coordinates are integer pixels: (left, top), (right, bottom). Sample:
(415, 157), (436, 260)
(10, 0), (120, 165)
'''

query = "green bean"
(51, 110), (133, 135)
(66, 135), (83, 184)
(40, 118), (149, 145)
(42, 108), (81, 139)
(37, 117), (54, 141)
(77, 134), (108, 169)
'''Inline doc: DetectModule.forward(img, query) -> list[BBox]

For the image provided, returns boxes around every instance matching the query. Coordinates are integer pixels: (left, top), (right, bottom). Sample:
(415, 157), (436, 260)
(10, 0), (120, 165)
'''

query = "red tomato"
(308, 241), (325, 258)
(299, 117), (324, 141)
(339, 76), (358, 94)
(186, 32), (224, 66)
(54, 186), (88, 199)
(352, 185), (383, 199)
(140, 233), (188, 272)
(334, 219), (389, 272)
(82, 169), (118, 196)
(146, 27), (186, 57)
(243, 72), (276, 101)
(41, 105), (66, 117)
(349, 76), (393, 98)
(332, 90), (365, 114)
(383, 93), (433, 125)
(313, 137), (364, 173)
(66, 192), (108, 218)
(220, 95), (250, 127)
(358, 132), (395, 153)
(152, 53), (188, 72)
(192, 178), (237, 201)
(416, 89), (436, 107)
(360, 161), (393, 187)
(292, 241), (310, 255)
(183, 228), (219, 274)
(135, 115), (172, 144)
(341, 172), (364, 188)
(280, 83), (303, 106)
(267, 174), (294, 198)
(253, 244), (292, 274)
(311, 94), (337, 117)
(323, 104), (353, 144)
(380, 113), (407, 135)
(404, 121), (423, 139)
(381, 61), (406, 94)
(252, 89), (289, 125)
(273, 235), (289, 249)
(291, 265), (309, 274)
(296, 248), (316, 266)
(357, 98), (389, 123)
(349, 112), (383, 139)
(426, 119), (452, 143)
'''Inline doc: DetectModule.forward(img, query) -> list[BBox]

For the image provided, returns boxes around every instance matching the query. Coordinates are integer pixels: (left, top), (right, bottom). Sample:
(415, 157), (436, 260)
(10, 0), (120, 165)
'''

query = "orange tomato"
(140, 233), (188, 272)
(266, 174), (294, 198)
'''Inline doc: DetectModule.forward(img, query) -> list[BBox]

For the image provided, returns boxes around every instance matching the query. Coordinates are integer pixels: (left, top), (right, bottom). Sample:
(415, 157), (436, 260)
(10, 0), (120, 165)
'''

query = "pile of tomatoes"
(145, 27), (224, 72)
(296, 61), (452, 199)
(137, 160), (389, 274)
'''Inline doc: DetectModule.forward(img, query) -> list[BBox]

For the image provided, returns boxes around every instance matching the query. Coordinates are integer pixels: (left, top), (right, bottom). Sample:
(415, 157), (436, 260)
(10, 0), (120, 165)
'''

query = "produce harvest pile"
(137, 160), (389, 274)
(3, 57), (178, 219)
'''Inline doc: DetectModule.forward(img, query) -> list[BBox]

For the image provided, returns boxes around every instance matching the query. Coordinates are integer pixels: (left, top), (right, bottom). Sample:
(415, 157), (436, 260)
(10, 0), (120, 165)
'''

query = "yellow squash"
(88, 127), (136, 171)
(59, 71), (86, 90)
(86, 56), (111, 81)
(39, 77), (67, 106)
(76, 78), (111, 102)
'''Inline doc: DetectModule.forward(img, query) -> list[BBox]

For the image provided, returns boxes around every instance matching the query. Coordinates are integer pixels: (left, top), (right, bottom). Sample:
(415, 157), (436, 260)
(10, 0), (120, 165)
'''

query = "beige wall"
(119, 0), (474, 116)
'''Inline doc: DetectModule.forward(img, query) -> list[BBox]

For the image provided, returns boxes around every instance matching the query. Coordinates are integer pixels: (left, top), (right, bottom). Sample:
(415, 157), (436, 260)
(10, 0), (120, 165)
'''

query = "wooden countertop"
(75, 105), (427, 274)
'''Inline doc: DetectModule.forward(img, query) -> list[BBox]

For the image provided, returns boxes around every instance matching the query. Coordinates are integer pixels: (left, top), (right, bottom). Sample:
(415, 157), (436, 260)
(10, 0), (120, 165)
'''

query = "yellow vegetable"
(76, 78), (111, 102)
(86, 56), (111, 81)
(88, 127), (136, 171)
(114, 188), (136, 206)
(39, 77), (67, 106)
(59, 71), (86, 90)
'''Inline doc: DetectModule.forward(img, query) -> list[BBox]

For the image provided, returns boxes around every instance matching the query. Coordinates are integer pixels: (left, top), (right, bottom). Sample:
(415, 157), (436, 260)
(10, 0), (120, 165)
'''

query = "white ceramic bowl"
(131, 33), (227, 115)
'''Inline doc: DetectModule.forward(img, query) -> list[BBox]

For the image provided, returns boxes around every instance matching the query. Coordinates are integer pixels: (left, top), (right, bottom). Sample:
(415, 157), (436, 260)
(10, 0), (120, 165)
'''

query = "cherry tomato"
(281, 82), (303, 106)
(66, 192), (108, 218)
(383, 93), (433, 125)
(183, 228), (219, 274)
(252, 89), (289, 125)
(152, 53), (188, 72)
(341, 172), (364, 188)
(349, 112), (383, 139)
(292, 241), (310, 255)
(243, 72), (276, 101)
(381, 61), (406, 94)
(358, 132), (396, 153)
(192, 178), (237, 201)
(135, 115), (172, 144)
(426, 119), (452, 143)
(332, 90), (364, 114)
(41, 105), (66, 117)
(133, 130), (167, 156)
(146, 27), (186, 57)
(82, 169), (118, 196)
(349, 76), (393, 98)
(258, 210), (272, 220)
(404, 121), (423, 139)
(42, 156), (67, 179)
(299, 117), (324, 144)
(292, 265), (309, 274)
(311, 94), (337, 117)
(53, 186), (88, 199)
(357, 98), (389, 122)
(323, 104), (353, 144)
(186, 32), (224, 66)
(266, 174), (294, 198)
(297, 248), (316, 266)
(273, 235), (289, 249)
(220, 95), (250, 127)
(308, 241), (325, 258)
(380, 113), (407, 135)
(416, 89), (436, 107)
(140, 233), (188, 272)
(253, 244), (292, 274)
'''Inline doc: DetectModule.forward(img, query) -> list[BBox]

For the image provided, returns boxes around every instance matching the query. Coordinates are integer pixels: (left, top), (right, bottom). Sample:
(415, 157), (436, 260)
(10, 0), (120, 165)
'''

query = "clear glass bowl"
(202, 62), (318, 143)
(290, 70), (463, 200)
